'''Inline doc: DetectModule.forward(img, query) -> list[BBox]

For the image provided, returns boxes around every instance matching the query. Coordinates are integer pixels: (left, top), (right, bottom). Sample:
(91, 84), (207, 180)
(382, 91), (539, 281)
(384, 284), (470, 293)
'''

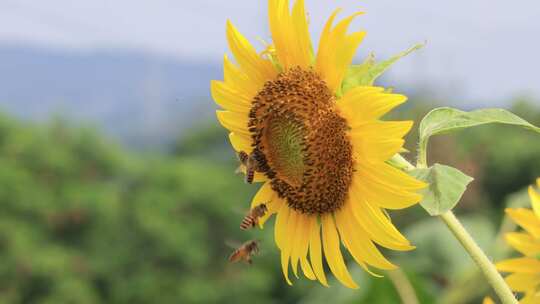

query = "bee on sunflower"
(212, 0), (425, 288)
(495, 178), (540, 303)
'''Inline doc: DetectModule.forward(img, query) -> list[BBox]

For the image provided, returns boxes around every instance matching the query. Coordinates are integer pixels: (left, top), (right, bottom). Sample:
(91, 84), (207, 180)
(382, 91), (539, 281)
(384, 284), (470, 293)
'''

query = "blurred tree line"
(0, 99), (539, 303)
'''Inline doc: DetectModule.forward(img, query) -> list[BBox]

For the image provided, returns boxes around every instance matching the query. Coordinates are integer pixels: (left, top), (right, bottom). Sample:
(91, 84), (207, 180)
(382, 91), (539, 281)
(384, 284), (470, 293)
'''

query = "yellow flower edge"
(496, 178), (540, 303)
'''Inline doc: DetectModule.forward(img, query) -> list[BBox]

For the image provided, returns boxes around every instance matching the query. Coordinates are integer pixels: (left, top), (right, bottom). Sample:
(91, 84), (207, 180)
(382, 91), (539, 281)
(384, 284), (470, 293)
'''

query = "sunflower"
(212, 0), (425, 288)
(495, 178), (540, 303)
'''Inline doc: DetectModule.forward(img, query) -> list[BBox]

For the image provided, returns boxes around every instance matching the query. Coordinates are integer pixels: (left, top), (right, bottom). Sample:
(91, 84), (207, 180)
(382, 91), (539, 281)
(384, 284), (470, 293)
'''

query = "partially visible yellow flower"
(212, 0), (425, 288)
(483, 297), (495, 304)
(496, 178), (540, 304)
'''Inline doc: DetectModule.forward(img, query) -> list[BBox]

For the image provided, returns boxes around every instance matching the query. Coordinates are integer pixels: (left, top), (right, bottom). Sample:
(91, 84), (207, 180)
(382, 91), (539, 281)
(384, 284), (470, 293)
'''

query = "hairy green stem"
(440, 211), (517, 304)
(416, 139), (428, 169)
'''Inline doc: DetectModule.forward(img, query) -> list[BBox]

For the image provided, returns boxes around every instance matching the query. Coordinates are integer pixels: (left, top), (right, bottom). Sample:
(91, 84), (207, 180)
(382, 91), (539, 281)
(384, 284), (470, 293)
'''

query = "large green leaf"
(418, 107), (540, 162)
(420, 107), (540, 139)
(411, 164), (474, 216)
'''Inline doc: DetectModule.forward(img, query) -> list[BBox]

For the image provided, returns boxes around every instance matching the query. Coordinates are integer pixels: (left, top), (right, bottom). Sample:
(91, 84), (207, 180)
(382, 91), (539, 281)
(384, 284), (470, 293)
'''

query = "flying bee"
(228, 240), (259, 265)
(236, 151), (264, 184)
(240, 204), (268, 230)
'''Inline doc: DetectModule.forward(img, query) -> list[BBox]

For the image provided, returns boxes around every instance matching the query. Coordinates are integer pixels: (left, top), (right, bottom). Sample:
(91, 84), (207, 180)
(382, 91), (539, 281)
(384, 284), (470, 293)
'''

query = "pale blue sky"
(1, 0), (540, 106)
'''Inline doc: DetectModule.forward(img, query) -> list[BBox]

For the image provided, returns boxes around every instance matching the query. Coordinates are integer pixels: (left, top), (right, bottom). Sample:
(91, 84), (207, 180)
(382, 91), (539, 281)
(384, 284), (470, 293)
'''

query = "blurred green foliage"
(0, 115), (288, 303)
(0, 99), (539, 303)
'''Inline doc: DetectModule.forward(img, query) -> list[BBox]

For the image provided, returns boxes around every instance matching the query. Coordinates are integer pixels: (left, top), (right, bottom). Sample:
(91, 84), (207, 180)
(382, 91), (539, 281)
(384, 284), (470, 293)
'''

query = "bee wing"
(229, 206), (249, 216)
(225, 239), (242, 249)
(235, 164), (245, 175)
(251, 239), (263, 255)
(253, 245), (262, 256)
(235, 151), (243, 161)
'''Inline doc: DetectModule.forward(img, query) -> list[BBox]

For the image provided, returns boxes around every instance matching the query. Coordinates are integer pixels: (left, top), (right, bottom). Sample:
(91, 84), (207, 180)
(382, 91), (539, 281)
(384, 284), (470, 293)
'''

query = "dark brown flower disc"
(248, 67), (354, 215)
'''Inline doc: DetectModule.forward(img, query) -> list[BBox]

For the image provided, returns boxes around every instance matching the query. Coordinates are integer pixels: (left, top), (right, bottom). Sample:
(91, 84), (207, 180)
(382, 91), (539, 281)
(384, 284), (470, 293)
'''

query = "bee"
(228, 240), (259, 265)
(240, 204), (268, 230)
(236, 151), (264, 184)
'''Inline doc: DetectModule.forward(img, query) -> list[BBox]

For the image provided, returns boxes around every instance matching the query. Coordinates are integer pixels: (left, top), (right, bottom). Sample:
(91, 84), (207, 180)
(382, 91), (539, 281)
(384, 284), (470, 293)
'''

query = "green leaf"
(417, 107), (540, 167)
(340, 43), (424, 95)
(360, 43), (424, 86)
(386, 154), (415, 171)
(411, 164), (474, 216)
(341, 53), (375, 94)
(420, 107), (540, 140)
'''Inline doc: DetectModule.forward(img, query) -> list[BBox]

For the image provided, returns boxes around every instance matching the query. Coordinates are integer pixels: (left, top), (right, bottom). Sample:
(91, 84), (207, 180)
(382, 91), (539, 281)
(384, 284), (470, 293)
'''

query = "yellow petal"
(275, 203), (290, 250)
(316, 10), (365, 93)
(226, 21), (277, 86)
(251, 182), (274, 208)
(299, 216), (314, 259)
(278, 206), (295, 285)
(216, 110), (250, 136)
(321, 214), (358, 289)
(316, 8), (340, 65)
(289, 211), (302, 278)
(211, 80), (251, 113)
(228, 132), (251, 153)
(352, 137), (406, 162)
(360, 162), (426, 190)
(291, 0), (313, 66)
(505, 232), (540, 256)
(350, 121), (413, 162)
(291, 214), (312, 278)
(335, 205), (397, 270)
(281, 250), (293, 285)
(298, 216), (316, 280)
(259, 197), (284, 228)
(353, 171), (422, 210)
(348, 189), (414, 251)
(482, 297), (495, 304)
(350, 121), (413, 142)
(496, 257), (540, 274)
(332, 30), (365, 92)
(268, 0), (312, 69)
(247, 181), (274, 224)
(504, 273), (540, 292)
(521, 292), (540, 304)
(237, 165), (267, 183)
(529, 185), (540, 219)
(223, 54), (259, 97)
(337, 87), (407, 122)
(300, 257), (316, 280)
(252, 173), (267, 183)
(506, 208), (540, 239)
(309, 218), (329, 287)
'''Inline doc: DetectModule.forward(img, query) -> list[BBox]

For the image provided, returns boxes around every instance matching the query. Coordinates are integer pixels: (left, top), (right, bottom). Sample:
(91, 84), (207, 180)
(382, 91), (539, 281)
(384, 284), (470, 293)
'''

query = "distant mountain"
(0, 44), (221, 148)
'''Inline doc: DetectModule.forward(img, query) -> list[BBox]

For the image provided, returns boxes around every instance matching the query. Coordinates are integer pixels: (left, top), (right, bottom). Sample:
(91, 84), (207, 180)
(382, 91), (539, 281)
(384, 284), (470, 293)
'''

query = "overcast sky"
(1, 0), (539, 106)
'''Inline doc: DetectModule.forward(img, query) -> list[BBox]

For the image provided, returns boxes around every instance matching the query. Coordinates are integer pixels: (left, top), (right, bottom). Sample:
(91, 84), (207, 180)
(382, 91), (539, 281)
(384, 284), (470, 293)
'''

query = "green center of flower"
(264, 115), (305, 186)
(249, 67), (354, 215)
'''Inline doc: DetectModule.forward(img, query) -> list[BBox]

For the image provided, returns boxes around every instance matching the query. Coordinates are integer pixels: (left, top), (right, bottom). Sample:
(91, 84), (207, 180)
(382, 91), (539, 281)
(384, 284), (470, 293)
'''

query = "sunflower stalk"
(409, 152), (518, 303)
(439, 211), (518, 304)
(398, 154), (517, 302)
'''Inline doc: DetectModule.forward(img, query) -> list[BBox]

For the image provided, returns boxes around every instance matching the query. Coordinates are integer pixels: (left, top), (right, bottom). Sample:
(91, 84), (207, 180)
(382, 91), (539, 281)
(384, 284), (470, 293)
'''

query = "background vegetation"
(0, 99), (539, 303)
